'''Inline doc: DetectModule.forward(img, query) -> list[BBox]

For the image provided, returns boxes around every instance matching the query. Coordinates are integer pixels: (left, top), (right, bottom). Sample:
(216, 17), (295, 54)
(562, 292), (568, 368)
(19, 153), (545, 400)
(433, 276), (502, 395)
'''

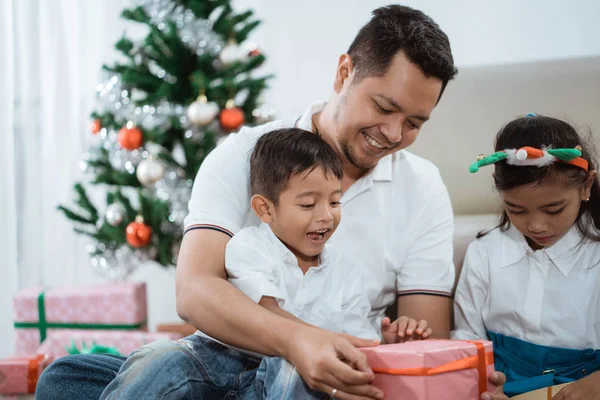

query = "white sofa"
(453, 213), (499, 290)
(385, 213), (499, 322)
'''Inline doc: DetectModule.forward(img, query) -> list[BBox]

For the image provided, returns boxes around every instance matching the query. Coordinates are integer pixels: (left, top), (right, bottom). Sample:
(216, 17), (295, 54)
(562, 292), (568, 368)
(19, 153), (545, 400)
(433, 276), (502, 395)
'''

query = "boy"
(226, 128), (431, 346)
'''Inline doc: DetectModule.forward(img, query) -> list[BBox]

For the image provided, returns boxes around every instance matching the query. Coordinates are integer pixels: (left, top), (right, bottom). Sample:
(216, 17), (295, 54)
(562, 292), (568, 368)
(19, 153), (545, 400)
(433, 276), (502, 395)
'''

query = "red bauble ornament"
(126, 217), (152, 248)
(219, 101), (245, 131)
(90, 119), (101, 135)
(248, 48), (260, 57)
(118, 123), (143, 150)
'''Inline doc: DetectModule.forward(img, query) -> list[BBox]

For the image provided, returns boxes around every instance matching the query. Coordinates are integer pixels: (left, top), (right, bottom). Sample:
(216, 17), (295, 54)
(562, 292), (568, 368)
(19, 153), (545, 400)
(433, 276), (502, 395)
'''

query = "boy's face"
(268, 167), (342, 266)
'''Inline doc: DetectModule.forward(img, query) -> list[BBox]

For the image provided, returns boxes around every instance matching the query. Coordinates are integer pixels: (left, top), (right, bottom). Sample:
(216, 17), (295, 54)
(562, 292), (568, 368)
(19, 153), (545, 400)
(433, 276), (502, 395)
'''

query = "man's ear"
(333, 53), (354, 92)
(251, 194), (274, 223)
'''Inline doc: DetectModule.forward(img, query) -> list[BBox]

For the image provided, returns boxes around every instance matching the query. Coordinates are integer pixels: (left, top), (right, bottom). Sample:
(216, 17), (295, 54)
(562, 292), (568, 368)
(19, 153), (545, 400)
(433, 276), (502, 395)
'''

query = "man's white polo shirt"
(184, 101), (455, 334)
(225, 223), (379, 341)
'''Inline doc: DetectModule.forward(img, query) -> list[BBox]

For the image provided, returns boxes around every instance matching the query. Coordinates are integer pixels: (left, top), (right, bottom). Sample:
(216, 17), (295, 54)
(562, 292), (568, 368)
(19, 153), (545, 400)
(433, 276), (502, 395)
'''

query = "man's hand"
(553, 371), (600, 400)
(481, 372), (509, 400)
(380, 316), (431, 344)
(285, 324), (384, 400)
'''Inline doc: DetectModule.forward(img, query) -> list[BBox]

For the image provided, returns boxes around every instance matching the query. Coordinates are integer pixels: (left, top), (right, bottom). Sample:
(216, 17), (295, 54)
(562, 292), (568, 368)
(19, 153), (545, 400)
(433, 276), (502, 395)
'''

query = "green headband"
(469, 147), (586, 173)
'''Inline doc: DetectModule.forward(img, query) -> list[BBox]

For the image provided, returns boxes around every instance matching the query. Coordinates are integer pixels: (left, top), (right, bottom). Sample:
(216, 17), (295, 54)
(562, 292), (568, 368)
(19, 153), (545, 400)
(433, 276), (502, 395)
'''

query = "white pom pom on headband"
(469, 146), (589, 173)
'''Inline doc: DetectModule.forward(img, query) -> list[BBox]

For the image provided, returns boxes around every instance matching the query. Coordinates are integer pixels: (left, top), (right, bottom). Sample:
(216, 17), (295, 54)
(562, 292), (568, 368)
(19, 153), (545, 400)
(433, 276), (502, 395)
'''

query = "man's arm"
(395, 167), (455, 340)
(176, 229), (298, 355)
(258, 296), (310, 326)
(176, 229), (383, 400)
(396, 295), (451, 339)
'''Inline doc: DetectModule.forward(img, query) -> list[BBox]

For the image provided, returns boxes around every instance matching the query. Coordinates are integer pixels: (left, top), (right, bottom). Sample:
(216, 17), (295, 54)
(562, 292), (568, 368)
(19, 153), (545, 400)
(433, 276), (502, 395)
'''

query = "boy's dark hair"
(250, 128), (343, 204)
(348, 5), (458, 100)
(478, 115), (600, 242)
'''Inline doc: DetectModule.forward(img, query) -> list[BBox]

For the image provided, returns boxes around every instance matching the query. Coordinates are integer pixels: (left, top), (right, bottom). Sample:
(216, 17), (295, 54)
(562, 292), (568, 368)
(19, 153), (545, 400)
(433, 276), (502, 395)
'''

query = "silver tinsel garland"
(131, 0), (224, 55)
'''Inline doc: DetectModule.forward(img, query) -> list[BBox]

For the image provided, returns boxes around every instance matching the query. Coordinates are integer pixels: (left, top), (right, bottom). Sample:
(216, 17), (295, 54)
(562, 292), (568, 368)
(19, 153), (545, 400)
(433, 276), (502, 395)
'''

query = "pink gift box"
(360, 340), (495, 400)
(0, 354), (49, 395)
(36, 329), (184, 362)
(13, 282), (147, 354)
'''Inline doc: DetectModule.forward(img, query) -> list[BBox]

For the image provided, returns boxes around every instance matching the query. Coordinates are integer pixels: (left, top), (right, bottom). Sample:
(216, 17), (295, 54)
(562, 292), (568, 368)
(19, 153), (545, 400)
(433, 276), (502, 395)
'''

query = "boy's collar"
(258, 223), (329, 269)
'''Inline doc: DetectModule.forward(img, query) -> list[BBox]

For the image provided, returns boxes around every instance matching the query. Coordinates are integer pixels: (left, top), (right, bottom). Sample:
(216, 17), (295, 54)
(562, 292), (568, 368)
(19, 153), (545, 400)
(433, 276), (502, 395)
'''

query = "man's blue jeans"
(36, 334), (328, 399)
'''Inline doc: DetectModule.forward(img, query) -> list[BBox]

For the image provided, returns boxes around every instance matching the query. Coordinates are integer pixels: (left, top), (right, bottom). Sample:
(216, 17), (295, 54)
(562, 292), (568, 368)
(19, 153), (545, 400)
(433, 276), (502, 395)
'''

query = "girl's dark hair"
(478, 115), (600, 241)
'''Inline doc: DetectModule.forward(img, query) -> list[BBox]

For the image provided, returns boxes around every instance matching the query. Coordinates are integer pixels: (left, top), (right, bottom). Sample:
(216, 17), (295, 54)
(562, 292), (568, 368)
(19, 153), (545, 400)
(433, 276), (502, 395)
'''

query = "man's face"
(329, 52), (443, 172)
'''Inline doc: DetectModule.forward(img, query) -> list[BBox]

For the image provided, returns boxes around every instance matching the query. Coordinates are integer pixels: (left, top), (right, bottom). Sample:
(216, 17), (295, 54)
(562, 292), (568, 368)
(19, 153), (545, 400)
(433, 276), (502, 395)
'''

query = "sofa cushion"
(453, 213), (499, 290)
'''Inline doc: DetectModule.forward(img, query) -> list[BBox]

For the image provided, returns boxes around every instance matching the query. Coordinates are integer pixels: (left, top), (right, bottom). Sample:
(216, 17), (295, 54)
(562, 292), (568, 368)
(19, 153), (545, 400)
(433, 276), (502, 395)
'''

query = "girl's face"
(500, 179), (591, 250)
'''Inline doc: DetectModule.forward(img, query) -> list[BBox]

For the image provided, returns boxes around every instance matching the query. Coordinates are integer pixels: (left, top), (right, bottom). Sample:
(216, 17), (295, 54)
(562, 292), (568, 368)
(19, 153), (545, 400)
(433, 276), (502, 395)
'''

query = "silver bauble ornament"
(187, 95), (219, 126)
(105, 203), (126, 226)
(219, 39), (243, 66)
(136, 157), (166, 186)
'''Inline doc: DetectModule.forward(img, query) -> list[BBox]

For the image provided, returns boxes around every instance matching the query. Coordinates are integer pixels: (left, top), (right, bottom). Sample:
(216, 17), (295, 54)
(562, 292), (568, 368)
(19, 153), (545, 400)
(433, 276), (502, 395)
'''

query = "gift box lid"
(360, 339), (494, 371)
(13, 281), (147, 325)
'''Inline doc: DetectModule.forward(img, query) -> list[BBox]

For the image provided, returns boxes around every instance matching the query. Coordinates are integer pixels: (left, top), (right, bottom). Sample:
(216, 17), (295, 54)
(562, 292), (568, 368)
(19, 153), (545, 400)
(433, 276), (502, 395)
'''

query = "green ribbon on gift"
(13, 290), (145, 342)
(66, 340), (123, 356)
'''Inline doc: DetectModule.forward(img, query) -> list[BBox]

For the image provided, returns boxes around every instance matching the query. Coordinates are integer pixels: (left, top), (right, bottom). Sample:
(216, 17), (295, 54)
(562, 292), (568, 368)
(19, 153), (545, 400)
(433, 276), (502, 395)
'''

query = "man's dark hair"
(348, 5), (458, 99)
(250, 128), (343, 204)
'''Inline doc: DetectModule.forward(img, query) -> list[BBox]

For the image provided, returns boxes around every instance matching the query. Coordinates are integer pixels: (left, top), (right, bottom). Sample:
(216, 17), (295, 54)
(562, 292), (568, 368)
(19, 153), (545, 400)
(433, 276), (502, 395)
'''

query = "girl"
(453, 114), (600, 399)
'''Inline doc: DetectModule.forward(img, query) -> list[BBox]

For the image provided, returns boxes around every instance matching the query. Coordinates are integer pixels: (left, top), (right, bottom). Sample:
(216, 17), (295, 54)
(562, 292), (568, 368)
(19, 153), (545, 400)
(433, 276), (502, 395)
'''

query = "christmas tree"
(58, 0), (275, 279)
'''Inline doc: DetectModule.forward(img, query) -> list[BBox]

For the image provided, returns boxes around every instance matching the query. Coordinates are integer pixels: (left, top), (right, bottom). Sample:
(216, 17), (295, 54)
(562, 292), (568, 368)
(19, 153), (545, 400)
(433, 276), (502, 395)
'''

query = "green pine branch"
(115, 37), (135, 58)
(57, 183), (99, 225)
(113, 190), (138, 222)
(58, 206), (96, 225)
(97, 221), (127, 244)
(120, 6), (150, 24)
(74, 228), (99, 240)
(235, 20), (260, 43)
(179, 0), (229, 20)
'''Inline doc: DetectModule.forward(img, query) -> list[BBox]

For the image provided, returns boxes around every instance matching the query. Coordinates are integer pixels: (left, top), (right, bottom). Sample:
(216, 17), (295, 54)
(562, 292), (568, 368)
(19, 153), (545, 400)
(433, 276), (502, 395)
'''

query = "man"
(37, 5), (508, 399)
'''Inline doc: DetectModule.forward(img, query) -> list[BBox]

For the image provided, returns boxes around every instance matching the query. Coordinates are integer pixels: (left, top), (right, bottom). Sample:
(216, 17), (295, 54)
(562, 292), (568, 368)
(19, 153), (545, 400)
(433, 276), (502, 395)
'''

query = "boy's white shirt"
(225, 223), (380, 342)
(452, 223), (600, 349)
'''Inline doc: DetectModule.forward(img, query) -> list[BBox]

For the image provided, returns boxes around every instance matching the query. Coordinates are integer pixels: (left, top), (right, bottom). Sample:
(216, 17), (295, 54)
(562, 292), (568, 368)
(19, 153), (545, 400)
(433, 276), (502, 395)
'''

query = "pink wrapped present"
(0, 354), (49, 395)
(13, 282), (147, 354)
(36, 329), (183, 362)
(360, 340), (495, 400)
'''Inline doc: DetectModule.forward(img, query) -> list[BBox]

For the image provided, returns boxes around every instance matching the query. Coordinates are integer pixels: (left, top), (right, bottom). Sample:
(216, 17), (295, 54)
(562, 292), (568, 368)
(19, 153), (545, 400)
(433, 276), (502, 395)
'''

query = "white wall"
(412, 56), (600, 214)
(235, 0), (600, 120)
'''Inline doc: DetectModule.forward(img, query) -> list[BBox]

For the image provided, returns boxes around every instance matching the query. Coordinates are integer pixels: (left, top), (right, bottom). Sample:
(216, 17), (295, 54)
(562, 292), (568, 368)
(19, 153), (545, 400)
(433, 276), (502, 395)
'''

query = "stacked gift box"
(1, 282), (183, 396)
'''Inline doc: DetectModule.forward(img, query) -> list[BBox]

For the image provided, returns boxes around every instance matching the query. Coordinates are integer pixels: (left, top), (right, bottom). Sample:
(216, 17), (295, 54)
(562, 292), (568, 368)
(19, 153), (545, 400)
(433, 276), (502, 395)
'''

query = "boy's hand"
(380, 316), (431, 344)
